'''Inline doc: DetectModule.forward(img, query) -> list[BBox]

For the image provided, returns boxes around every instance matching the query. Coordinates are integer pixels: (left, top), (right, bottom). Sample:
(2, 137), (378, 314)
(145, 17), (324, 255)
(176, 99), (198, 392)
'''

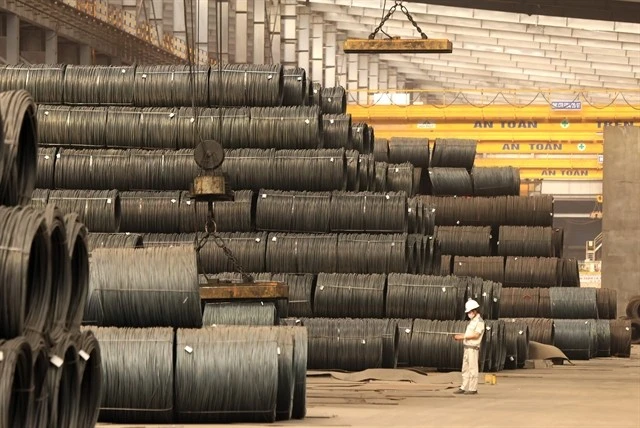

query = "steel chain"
(369, 1), (428, 40)
(400, 4), (428, 39)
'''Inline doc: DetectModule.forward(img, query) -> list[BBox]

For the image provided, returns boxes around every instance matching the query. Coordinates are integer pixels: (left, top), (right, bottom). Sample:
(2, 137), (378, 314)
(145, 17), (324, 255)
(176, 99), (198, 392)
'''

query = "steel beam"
(253, 0), (266, 64)
(343, 38), (453, 54)
(5, 13), (19, 64)
(296, 4), (310, 72)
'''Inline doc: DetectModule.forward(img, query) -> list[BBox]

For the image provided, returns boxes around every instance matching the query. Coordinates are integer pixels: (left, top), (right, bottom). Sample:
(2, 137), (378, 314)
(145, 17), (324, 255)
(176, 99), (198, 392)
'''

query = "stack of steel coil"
(435, 226), (492, 256)
(431, 138), (477, 170)
(471, 167), (520, 196)
(498, 226), (556, 257)
(428, 168), (473, 196)
(504, 257), (562, 288)
(452, 256), (505, 284)
(386, 274), (467, 320)
(320, 87), (347, 114)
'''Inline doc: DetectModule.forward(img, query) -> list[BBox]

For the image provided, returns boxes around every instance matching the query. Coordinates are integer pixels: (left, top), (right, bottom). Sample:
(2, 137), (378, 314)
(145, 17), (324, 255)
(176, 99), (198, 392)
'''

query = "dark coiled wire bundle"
(36, 146), (57, 188)
(86, 233), (143, 250)
(249, 107), (322, 149)
(337, 233), (407, 274)
(392, 319), (414, 366)
(345, 150), (360, 191)
(93, 327), (174, 423)
(357, 153), (375, 191)
(386, 162), (415, 196)
(504, 256), (562, 288)
(283, 67), (307, 106)
(177, 107), (251, 149)
(47, 189), (121, 233)
(388, 137), (430, 169)
(549, 288), (598, 319)
(330, 191), (407, 233)
(141, 233), (195, 248)
(210, 64), (284, 106)
(431, 138), (477, 169)
(218, 148), (273, 191)
(65, 213), (89, 331)
(313, 273), (386, 318)
(452, 256), (505, 284)
(200, 232), (267, 274)
(256, 190), (331, 233)
(439, 254), (453, 275)
(0, 337), (33, 427)
(435, 226), (492, 256)
(127, 149), (198, 190)
(373, 138), (389, 162)
(119, 191), (181, 233)
(47, 336), (81, 428)
(504, 195), (554, 227)
(271, 273), (315, 317)
(561, 258), (581, 287)
(202, 302), (277, 326)
(322, 114), (352, 149)
(54, 148), (130, 190)
(417, 196), (505, 226)
(465, 277), (502, 321)
(320, 87), (347, 114)
(503, 321), (529, 369)
(471, 167), (520, 196)
(88, 246), (202, 327)
(553, 319), (593, 360)
(373, 161), (388, 192)
(37, 105), (108, 148)
(609, 319), (631, 357)
(274, 148), (347, 191)
(310, 82), (322, 106)
(0, 90), (38, 205)
(266, 233), (336, 274)
(351, 122), (372, 153)
(179, 190), (254, 233)
(500, 288), (548, 318)
(502, 318), (554, 345)
(386, 274), (467, 320)
(596, 288), (617, 320)
(134, 65), (208, 107)
(0, 64), (65, 103)
(63, 65), (135, 105)
(25, 334), (49, 428)
(428, 168), (473, 196)
(407, 198), (435, 235)
(75, 330), (103, 428)
(409, 319), (466, 370)
(595, 320), (611, 357)
(498, 226), (556, 257)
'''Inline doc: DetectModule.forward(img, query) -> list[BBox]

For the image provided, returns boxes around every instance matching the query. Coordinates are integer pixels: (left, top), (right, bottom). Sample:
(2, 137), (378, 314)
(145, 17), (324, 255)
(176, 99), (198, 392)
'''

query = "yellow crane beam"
(474, 157), (602, 169)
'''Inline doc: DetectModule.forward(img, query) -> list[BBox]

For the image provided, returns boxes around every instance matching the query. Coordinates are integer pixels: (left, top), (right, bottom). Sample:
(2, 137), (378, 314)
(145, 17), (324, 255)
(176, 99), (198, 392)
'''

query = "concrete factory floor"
(99, 345), (640, 428)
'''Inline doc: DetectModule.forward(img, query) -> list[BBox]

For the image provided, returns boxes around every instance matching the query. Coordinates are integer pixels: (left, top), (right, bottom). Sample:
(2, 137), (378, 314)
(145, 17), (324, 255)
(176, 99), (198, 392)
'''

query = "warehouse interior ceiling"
(304, 0), (640, 102)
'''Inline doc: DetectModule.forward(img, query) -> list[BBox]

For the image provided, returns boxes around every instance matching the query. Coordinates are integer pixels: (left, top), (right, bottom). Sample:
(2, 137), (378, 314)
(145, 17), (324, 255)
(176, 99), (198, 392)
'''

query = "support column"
(253, 0), (266, 64)
(235, 0), (248, 63)
(347, 53), (358, 104)
(388, 68), (398, 89)
(379, 62), (389, 91)
(45, 30), (58, 64)
(280, 0), (297, 67)
(268, 0), (281, 63)
(357, 55), (368, 105)
(196, 0), (209, 55)
(324, 23), (337, 87)
(6, 14), (20, 64)
(79, 44), (92, 65)
(368, 56), (379, 105)
(296, 5), (310, 73)
(310, 15), (324, 83)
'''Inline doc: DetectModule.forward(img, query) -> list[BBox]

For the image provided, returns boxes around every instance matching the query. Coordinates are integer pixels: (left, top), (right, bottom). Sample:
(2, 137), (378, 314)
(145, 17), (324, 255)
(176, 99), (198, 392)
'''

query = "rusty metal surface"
(343, 38), (452, 54)
(191, 175), (228, 199)
(199, 281), (289, 300)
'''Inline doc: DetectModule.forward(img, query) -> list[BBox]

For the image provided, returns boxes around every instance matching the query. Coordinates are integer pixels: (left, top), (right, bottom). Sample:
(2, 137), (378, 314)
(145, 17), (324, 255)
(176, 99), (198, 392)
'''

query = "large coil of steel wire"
(386, 274), (466, 320)
(538, 288), (551, 318)
(64, 213), (89, 331)
(329, 191), (407, 233)
(0, 64), (65, 103)
(218, 148), (273, 190)
(282, 67), (307, 106)
(133, 65), (208, 107)
(303, 318), (387, 370)
(373, 137), (389, 162)
(504, 256), (562, 288)
(409, 319), (466, 370)
(93, 327), (174, 423)
(345, 150), (360, 191)
(471, 167), (520, 196)
(417, 196), (507, 226)
(266, 233), (336, 274)
(392, 319), (413, 366)
(452, 256), (505, 284)
(386, 163), (415, 196)
(503, 318), (554, 345)
(47, 336), (81, 428)
(101, 107), (142, 148)
(119, 191), (181, 233)
(310, 82), (322, 106)
(552, 228), (564, 258)
(595, 320), (611, 357)
(271, 149), (347, 191)
(249, 106), (322, 149)
(351, 122), (371, 154)
(553, 319), (592, 360)
(32, 188), (50, 210)
(137, 107), (179, 149)
(179, 190), (254, 233)
(25, 334), (49, 428)
(47, 189), (121, 233)
(428, 168), (473, 196)
(356, 153), (373, 191)
(270, 273), (315, 317)
(75, 330), (103, 428)
(320, 87), (347, 114)
(0, 337), (33, 427)
(388, 137), (430, 168)
(503, 321), (529, 369)
(337, 233), (407, 274)
(129, 148), (199, 191)
(54, 148), (130, 190)
(382, 319), (400, 368)
(431, 139), (477, 170)
(0, 206), (51, 338)
(409, 235), (439, 275)
(498, 226), (555, 257)
(256, 190), (331, 233)
(86, 232), (143, 250)
(177, 107), (251, 149)
(0, 90), (37, 205)
(63, 65), (135, 105)
(202, 302), (277, 326)
(373, 161), (388, 192)
(626, 295), (640, 319)
(141, 233), (195, 248)
(89, 246), (202, 327)
(175, 327), (282, 423)
(200, 232), (267, 274)
(504, 195), (554, 227)
(439, 254), (453, 275)
(210, 64), (283, 107)
(435, 226), (492, 256)
(37, 105), (108, 148)
(549, 288), (598, 319)
(609, 319), (631, 357)
(500, 288), (542, 318)
(322, 114), (352, 149)
(465, 277), (502, 321)
(36, 146), (57, 188)
(313, 273), (386, 318)
(561, 258), (581, 287)
(484, 320), (507, 372)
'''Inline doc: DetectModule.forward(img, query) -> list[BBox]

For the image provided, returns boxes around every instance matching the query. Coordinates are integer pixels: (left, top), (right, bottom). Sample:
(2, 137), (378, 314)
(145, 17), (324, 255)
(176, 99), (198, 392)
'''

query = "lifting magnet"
(343, 38), (453, 54)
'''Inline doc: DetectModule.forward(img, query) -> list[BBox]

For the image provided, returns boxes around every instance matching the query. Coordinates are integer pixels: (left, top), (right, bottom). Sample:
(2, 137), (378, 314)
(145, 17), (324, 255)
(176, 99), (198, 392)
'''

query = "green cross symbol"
(561, 120), (570, 129)
(577, 143), (586, 151)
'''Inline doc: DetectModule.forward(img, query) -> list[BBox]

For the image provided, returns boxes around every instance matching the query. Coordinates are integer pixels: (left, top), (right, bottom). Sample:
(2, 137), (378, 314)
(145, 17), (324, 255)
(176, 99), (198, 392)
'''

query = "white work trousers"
(461, 347), (479, 392)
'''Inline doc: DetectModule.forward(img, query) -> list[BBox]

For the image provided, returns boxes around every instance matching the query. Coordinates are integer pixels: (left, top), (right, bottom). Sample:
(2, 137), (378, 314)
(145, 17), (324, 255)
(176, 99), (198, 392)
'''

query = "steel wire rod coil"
(202, 302), (277, 326)
(119, 191), (181, 233)
(609, 319), (632, 357)
(179, 190), (254, 233)
(210, 64), (284, 107)
(24, 333), (49, 428)
(37, 105), (108, 148)
(549, 288), (598, 319)
(0, 205), (51, 338)
(249, 106), (323, 149)
(256, 190), (331, 233)
(497, 226), (555, 257)
(320, 87), (347, 114)
(504, 256), (562, 288)
(471, 167), (520, 196)
(502, 318), (554, 345)
(36, 146), (57, 189)
(417, 196), (508, 226)
(47, 336), (81, 428)
(351, 122), (371, 154)
(452, 256), (505, 284)
(373, 138), (389, 162)
(86, 233), (144, 250)
(0, 337), (33, 427)
(561, 258), (581, 287)
(89, 246), (202, 327)
(175, 326), (283, 423)
(93, 327), (174, 423)
(64, 213), (89, 332)
(141, 233), (195, 248)
(386, 162), (415, 196)
(329, 191), (407, 233)
(484, 320), (507, 372)
(273, 148), (347, 191)
(177, 107), (251, 149)
(439, 255), (453, 275)
(465, 277), (502, 321)
(386, 274), (467, 320)
(373, 161), (388, 192)
(595, 289), (616, 321)
(552, 319), (593, 360)
(266, 233), (336, 274)
(435, 226), (492, 256)
(283, 67), (307, 106)
(134, 65), (208, 107)
(431, 138), (477, 170)
(503, 321), (529, 369)
(313, 273), (386, 318)
(270, 273), (315, 317)
(218, 148), (274, 190)
(310, 82), (322, 106)
(54, 148), (131, 190)
(552, 228), (564, 258)
(63, 65), (135, 106)
(499, 288), (542, 318)
(409, 319), (467, 370)
(102, 107), (144, 148)
(382, 319), (400, 368)
(594, 320), (611, 358)
(31, 188), (50, 210)
(337, 233), (407, 274)
(428, 168), (473, 196)
(131, 148), (199, 190)
(47, 189), (121, 233)
(626, 295), (640, 319)
(345, 150), (360, 191)
(302, 318), (388, 370)
(504, 195), (554, 227)
(200, 232), (267, 274)
(388, 137), (430, 168)
(357, 153), (374, 192)
(135, 107), (179, 149)
(322, 114), (352, 149)
(391, 319), (414, 366)
(0, 64), (66, 103)
(74, 330), (103, 428)
(0, 90), (37, 205)
(43, 205), (72, 345)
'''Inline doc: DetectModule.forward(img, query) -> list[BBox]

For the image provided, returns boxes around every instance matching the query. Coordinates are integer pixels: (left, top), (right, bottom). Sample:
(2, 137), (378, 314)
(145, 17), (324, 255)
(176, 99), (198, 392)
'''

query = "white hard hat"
(465, 299), (480, 313)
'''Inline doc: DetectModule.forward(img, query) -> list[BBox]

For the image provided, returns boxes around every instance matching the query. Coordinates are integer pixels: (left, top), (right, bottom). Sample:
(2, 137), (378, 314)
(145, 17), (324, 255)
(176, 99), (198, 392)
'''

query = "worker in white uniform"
(453, 299), (485, 395)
